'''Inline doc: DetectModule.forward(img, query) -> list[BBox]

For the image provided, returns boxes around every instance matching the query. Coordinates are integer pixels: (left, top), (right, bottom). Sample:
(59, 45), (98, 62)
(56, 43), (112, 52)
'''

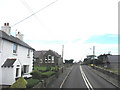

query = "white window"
(40, 59), (43, 63)
(52, 56), (54, 63)
(16, 68), (19, 77)
(23, 65), (29, 73)
(13, 44), (17, 53)
(27, 49), (30, 57)
(48, 55), (51, 63)
(45, 56), (48, 63)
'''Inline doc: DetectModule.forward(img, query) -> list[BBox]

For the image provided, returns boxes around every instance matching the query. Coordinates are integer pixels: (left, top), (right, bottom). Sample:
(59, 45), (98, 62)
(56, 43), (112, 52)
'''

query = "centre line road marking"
(80, 65), (94, 90)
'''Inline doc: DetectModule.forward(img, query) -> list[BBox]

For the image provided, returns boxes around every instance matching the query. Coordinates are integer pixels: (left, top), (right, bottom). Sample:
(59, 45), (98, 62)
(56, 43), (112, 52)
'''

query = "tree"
(65, 59), (74, 64)
(69, 59), (74, 63)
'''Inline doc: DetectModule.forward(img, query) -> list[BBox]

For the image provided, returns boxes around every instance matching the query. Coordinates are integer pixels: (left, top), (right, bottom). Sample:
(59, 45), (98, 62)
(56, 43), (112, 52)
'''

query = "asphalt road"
(62, 64), (116, 88)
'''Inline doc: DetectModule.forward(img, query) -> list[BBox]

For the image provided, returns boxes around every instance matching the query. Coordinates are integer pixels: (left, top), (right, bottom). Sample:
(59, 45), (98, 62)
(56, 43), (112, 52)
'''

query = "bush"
(41, 71), (55, 78)
(10, 77), (27, 88)
(26, 79), (40, 88)
(34, 66), (47, 71)
(30, 70), (41, 79)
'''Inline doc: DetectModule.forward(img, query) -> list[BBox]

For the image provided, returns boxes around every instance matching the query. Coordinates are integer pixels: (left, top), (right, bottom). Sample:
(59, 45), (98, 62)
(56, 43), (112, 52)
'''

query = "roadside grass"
(95, 66), (120, 75)
(26, 78), (40, 88)
(107, 69), (120, 75)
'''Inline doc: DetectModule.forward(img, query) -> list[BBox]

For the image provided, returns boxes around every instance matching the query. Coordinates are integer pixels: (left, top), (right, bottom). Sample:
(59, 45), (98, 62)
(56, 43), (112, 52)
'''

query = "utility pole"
(93, 46), (95, 58)
(62, 45), (64, 61)
(93, 46), (95, 67)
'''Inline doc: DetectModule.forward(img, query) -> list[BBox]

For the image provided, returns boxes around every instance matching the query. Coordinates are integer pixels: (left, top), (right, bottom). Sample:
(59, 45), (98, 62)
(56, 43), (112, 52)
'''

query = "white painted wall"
(0, 38), (2, 85)
(0, 39), (33, 85)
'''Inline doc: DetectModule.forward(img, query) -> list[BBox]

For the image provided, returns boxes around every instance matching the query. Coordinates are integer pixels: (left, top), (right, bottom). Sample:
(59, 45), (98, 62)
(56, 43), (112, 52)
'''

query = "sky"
(0, 0), (119, 62)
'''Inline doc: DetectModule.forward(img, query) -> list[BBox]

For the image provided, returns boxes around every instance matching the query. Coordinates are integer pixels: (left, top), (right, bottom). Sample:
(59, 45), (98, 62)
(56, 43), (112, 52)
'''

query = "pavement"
(46, 65), (73, 88)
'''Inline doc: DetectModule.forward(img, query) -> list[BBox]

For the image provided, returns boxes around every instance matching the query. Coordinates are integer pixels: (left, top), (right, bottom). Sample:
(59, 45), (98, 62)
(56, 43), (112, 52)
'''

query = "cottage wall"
(0, 39), (33, 85)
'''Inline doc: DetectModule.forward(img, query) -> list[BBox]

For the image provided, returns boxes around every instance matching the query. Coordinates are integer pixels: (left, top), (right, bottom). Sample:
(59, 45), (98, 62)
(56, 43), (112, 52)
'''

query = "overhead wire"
(11, 0), (58, 27)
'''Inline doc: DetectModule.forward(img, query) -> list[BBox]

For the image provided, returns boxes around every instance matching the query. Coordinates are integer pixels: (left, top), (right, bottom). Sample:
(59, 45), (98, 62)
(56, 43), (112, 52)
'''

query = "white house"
(0, 23), (34, 85)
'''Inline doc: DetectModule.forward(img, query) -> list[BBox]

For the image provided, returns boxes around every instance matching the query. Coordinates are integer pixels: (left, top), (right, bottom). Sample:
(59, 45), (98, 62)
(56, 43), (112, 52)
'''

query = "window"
(45, 56), (48, 63)
(52, 56), (54, 63)
(16, 68), (19, 77)
(40, 59), (43, 63)
(23, 65), (29, 73)
(13, 44), (17, 53)
(48, 55), (51, 63)
(27, 49), (30, 57)
(48, 55), (51, 59)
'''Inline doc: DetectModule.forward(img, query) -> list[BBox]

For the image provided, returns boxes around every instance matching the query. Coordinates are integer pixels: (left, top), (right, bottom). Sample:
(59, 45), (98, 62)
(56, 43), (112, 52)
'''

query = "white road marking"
(80, 65), (94, 90)
(60, 66), (73, 88)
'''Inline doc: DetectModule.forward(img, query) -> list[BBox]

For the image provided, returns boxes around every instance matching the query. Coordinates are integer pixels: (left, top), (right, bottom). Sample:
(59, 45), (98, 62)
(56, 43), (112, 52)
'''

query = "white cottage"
(0, 23), (34, 85)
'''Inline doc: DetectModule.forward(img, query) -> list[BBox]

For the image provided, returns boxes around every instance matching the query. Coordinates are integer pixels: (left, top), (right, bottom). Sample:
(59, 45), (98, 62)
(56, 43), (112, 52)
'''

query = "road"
(62, 64), (116, 88)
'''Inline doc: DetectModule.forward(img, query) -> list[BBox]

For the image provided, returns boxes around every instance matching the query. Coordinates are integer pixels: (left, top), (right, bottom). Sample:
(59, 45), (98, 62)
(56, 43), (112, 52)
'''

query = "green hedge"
(34, 66), (47, 71)
(41, 71), (55, 78)
(26, 79), (40, 88)
(30, 70), (41, 79)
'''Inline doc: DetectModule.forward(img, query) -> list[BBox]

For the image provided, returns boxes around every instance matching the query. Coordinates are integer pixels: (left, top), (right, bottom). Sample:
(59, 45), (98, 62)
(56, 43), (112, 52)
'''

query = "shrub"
(41, 71), (55, 78)
(30, 70), (41, 79)
(34, 66), (47, 71)
(50, 67), (56, 71)
(10, 77), (27, 88)
(26, 79), (40, 88)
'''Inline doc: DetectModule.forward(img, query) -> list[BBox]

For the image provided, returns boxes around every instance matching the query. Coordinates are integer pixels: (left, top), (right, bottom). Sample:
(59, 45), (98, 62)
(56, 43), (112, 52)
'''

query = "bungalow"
(0, 23), (34, 85)
(33, 50), (63, 66)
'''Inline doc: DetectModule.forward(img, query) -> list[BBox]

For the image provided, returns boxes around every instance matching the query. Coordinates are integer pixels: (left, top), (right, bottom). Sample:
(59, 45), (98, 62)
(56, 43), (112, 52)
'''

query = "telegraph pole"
(62, 45), (64, 61)
(93, 46), (95, 58)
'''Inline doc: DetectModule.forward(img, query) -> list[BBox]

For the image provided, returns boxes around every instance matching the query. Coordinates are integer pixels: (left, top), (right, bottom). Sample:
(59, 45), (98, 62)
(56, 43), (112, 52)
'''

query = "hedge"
(30, 70), (41, 79)
(26, 79), (40, 88)
(41, 71), (55, 78)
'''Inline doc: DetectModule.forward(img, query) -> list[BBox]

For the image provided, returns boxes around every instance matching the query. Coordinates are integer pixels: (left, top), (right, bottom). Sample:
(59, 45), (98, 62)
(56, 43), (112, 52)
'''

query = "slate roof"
(0, 30), (34, 50)
(34, 50), (61, 59)
(1, 59), (16, 67)
(34, 50), (47, 59)
(107, 55), (120, 62)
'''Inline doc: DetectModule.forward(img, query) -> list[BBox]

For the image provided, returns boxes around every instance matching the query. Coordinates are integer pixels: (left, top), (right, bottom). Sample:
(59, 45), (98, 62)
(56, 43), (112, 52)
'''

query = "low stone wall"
(94, 66), (120, 84)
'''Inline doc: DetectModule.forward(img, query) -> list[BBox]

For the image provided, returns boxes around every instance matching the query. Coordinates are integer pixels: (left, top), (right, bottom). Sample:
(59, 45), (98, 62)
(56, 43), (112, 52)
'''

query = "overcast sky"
(0, 0), (119, 62)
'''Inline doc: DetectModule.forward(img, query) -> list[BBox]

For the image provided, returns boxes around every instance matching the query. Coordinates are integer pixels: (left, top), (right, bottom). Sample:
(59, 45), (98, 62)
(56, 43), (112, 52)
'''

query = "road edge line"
(59, 66), (73, 88)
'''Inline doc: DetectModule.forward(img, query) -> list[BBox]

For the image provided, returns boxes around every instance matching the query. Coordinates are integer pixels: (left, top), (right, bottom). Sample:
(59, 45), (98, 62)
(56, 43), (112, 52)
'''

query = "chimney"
(16, 31), (24, 41)
(1, 23), (11, 35)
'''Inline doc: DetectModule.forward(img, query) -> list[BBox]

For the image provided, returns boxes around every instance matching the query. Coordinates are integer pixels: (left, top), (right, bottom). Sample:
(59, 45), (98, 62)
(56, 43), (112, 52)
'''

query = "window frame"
(27, 48), (30, 57)
(23, 65), (29, 74)
(13, 44), (17, 54)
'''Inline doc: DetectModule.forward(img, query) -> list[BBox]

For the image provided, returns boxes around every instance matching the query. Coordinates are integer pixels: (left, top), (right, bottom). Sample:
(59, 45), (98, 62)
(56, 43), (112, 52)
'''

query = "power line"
(11, 0), (58, 27)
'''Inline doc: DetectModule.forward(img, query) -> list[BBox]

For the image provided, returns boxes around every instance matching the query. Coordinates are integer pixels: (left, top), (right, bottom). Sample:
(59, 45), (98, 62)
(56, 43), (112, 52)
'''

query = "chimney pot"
(7, 23), (9, 26)
(4, 23), (6, 26)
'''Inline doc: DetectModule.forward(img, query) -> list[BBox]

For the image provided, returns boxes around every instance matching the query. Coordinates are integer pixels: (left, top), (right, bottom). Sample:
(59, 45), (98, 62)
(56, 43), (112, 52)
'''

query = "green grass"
(41, 71), (55, 78)
(34, 66), (47, 71)
(96, 66), (120, 75)
(107, 69), (120, 75)
(50, 67), (56, 70)
(26, 78), (40, 88)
